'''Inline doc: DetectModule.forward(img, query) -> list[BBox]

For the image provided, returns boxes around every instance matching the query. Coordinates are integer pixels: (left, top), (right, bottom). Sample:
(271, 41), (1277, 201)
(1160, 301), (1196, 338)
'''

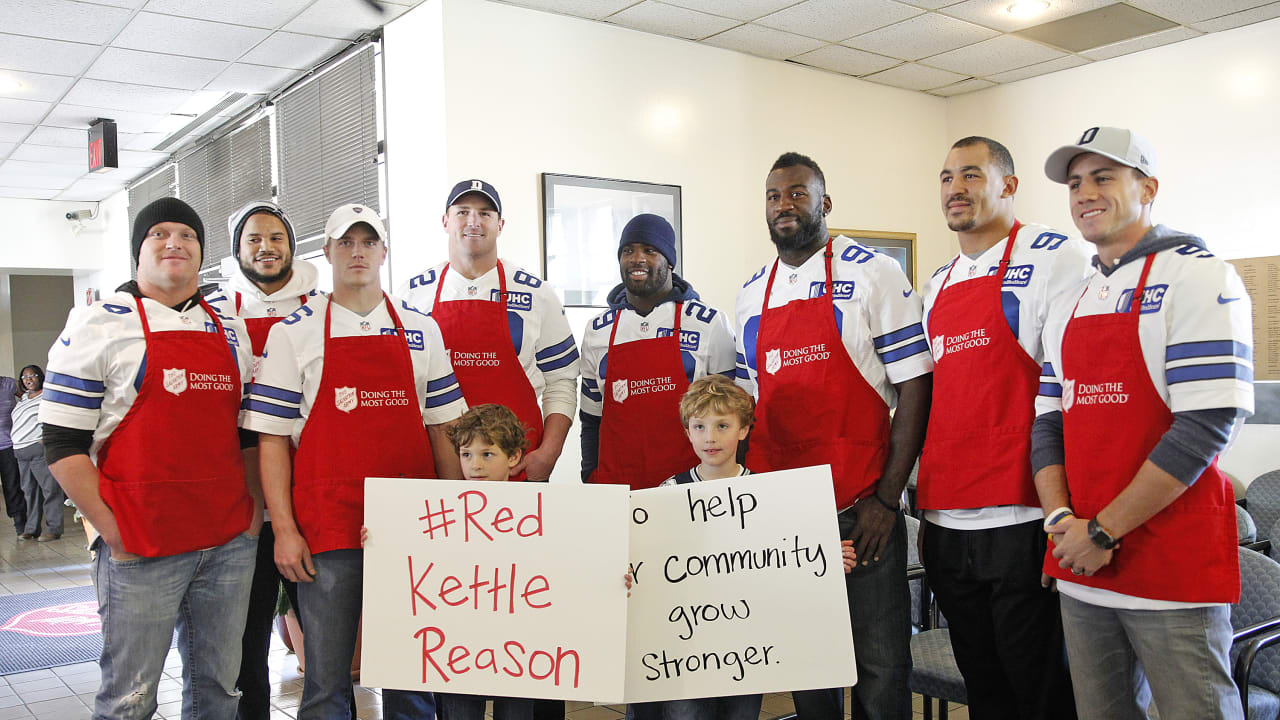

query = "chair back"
(1246, 471), (1280, 541)
(1239, 504), (1258, 544)
(1233, 547), (1280, 693)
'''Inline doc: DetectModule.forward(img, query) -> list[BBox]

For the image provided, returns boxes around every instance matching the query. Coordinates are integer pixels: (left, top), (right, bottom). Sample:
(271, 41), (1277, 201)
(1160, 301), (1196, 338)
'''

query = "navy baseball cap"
(445, 179), (502, 216)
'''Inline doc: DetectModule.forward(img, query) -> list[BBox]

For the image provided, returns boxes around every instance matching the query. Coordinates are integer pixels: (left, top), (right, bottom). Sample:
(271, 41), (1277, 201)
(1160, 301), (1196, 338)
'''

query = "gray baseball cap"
(1044, 126), (1157, 184)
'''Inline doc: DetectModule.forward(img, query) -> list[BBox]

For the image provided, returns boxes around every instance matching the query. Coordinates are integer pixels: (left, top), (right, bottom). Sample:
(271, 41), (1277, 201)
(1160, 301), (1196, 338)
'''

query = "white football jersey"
(40, 291), (254, 462)
(579, 299), (737, 417)
(397, 260), (579, 419)
(214, 257), (321, 353)
(735, 235), (933, 406)
(242, 294), (467, 445)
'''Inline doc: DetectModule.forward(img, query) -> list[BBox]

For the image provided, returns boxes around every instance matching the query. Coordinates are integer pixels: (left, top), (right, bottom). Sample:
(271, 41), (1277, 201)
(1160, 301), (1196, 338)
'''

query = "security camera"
(66, 209), (94, 221)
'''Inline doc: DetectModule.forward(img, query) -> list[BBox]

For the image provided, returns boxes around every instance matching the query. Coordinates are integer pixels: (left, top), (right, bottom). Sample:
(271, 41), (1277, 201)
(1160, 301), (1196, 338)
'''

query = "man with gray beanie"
(41, 197), (260, 720)
(578, 213), (736, 487)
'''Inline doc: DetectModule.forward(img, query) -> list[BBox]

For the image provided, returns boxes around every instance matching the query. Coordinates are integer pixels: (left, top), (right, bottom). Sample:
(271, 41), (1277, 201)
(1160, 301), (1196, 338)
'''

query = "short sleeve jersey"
(241, 294), (467, 445)
(39, 291), (254, 462)
(579, 299), (737, 417)
(735, 235), (933, 406)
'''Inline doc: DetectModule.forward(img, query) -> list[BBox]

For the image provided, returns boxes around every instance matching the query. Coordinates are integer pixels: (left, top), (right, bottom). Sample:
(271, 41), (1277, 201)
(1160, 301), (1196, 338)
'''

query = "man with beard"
(735, 152), (932, 720)
(210, 201), (321, 720)
(918, 137), (1089, 719)
(578, 213), (736, 488)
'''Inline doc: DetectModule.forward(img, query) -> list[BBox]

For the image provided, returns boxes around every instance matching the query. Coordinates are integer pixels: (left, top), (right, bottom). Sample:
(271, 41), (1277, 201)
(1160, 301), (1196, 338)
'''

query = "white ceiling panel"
(205, 63), (303, 94)
(701, 23), (827, 59)
(118, 150), (172, 169)
(0, 160), (89, 179)
(44, 103), (169, 134)
(922, 34), (1065, 76)
(9, 144), (86, 164)
(845, 12), (1000, 60)
(1189, 1), (1280, 31)
(122, 132), (169, 151)
(0, 70), (76, 103)
(143, 0), (316, 29)
(790, 45), (901, 76)
(1127, 0), (1275, 24)
(608, 2), (741, 41)
(285, 0), (413, 39)
(63, 78), (195, 115)
(900, 0), (968, 7)
(2, 0), (132, 45)
(0, 187), (61, 200)
(0, 97), (53, 124)
(983, 54), (1089, 82)
(658, 0), (798, 22)
(939, 0), (1115, 32)
(75, 0), (147, 7)
(1081, 25), (1202, 59)
(0, 142), (15, 156)
(0, 33), (100, 76)
(86, 49), (229, 91)
(239, 32), (351, 70)
(928, 77), (996, 95)
(756, 0), (924, 43)
(494, 0), (640, 21)
(861, 62), (968, 90)
(112, 13), (272, 61)
(0, 123), (33, 142)
(25, 125), (88, 147)
(58, 178), (129, 201)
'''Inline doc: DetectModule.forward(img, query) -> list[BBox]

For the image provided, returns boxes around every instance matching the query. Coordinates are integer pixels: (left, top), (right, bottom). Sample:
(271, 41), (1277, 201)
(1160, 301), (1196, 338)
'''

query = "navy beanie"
(618, 214), (677, 268)
(132, 197), (204, 265)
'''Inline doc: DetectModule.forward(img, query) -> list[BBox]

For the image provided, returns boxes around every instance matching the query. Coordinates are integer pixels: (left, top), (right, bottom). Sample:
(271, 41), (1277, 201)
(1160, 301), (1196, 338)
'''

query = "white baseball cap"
(1044, 126), (1158, 184)
(324, 204), (388, 244)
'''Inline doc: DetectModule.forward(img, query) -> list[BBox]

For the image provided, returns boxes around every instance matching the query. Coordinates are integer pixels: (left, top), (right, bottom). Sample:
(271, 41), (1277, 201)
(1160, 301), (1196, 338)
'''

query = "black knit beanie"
(132, 197), (204, 265)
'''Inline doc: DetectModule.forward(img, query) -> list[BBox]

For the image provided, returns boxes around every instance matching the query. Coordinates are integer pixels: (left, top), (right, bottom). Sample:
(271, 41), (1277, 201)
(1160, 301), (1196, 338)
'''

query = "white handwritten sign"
(624, 466), (856, 702)
(361, 478), (631, 702)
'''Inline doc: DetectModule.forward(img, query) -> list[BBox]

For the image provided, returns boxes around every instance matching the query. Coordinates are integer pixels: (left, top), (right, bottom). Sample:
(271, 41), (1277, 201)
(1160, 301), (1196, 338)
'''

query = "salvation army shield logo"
(1062, 379), (1075, 412)
(612, 379), (629, 403)
(163, 368), (187, 395)
(335, 387), (359, 413)
(931, 335), (946, 362)
(765, 348), (782, 375)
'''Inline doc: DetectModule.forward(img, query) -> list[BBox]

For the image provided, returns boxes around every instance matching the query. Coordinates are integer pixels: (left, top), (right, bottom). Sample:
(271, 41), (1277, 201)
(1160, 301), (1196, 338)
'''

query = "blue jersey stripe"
(1166, 362), (1253, 385)
(44, 389), (103, 410)
(583, 378), (599, 390)
(581, 384), (602, 402)
(1166, 340), (1252, 362)
(46, 371), (105, 393)
(1042, 362), (1055, 376)
(537, 348), (580, 373)
(879, 339), (930, 364)
(251, 383), (303, 404)
(536, 335), (577, 361)
(426, 386), (464, 408)
(244, 399), (300, 419)
(1038, 382), (1063, 397)
(873, 323), (924, 349)
(426, 374), (459, 393)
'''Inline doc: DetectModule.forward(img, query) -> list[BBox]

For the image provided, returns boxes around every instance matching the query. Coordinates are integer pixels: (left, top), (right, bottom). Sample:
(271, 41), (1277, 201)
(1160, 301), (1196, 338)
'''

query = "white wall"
(71, 190), (132, 307)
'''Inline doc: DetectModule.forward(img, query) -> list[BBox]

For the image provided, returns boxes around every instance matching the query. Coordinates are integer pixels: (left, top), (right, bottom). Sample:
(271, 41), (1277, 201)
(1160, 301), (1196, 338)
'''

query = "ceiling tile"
(1189, 1), (1280, 31)
(927, 77), (996, 95)
(239, 32), (351, 70)
(112, 12), (272, 61)
(26, 125), (88, 147)
(790, 45), (901, 75)
(118, 150), (171, 169)
(9, 144), (86, 164)
(76, 0), (147, 7)
(939, 0), (1115, 33)
(922, 34), (1065, 75)
(608, 2), (741, 40)
(1017, 4), (1178, 52)
(493, 0), (640, 21)
(861, 62), (968, 90)
(2, 0), (132, 44)
(1127, 0), (1275, 24)
(658, 0), (798, 21)
(0, 97), (53, 124)
(63, 78), (196, 115)
(143, 0), (315, 29)
(0, 123), (34, 143)
(0, 33), (100, 76)
(122, 132), (169, 151)
(285, 0), (412, 39)
(44, 103), (169, 134)
(844, 12), (1000, 60)
(983, 54), (1089, 82)
(0, 142), (16, 157)
(205, 63), (302, 94)
(756, 0), (925, 43)
(0, 187), (61, 200)
(1082, 26), (1203, 60)
(900, 0), (968, 7)
(700, 23), (827, 59)
(0, 70), (76, 103)
(86, 49), (229, 91)
(57, 178), (129, 202)
(0, 160), (88, 179)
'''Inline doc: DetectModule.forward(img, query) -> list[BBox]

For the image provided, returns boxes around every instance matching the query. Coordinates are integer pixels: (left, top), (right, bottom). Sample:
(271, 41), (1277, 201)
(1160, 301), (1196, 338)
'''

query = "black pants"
(0, 447), (26, 533)
(921, 519), (1076, 720)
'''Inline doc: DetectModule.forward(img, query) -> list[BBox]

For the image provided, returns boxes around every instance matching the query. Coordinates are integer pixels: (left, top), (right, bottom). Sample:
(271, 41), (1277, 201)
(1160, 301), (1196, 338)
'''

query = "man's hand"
(101, 528), (139, 562)
(512, 445), (558, 482)
(274, 527), (316, 583)
(1048, 516), (1114, 576)
(848, 498), (897, 565)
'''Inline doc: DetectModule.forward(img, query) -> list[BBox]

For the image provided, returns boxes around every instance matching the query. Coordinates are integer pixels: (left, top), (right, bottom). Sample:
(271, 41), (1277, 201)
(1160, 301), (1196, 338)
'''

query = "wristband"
(1087, 517), (1120, 550)
(870, 493), (898, 512)
(1044, 507), (1074, 532)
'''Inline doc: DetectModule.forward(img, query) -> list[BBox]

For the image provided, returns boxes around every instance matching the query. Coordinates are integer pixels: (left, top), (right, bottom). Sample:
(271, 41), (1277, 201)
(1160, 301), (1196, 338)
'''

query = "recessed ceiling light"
(0, 75), (24, 93)
(1007, 1), (1050, 18)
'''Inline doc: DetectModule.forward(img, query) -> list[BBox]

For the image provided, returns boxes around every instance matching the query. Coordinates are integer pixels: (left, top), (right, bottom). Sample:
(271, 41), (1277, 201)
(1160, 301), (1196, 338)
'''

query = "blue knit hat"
(618, 214), (677, 268)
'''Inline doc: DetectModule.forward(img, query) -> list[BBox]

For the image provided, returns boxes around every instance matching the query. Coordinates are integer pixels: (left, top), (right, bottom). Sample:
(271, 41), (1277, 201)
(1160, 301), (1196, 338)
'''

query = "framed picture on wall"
(829, 228), (917, 287)
(540, 173), (682, 307)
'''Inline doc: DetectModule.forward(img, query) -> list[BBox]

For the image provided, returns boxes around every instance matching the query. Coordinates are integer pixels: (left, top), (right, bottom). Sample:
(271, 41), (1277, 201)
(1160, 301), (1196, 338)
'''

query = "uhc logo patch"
(657, 328), (701, 351)
(494, 289), (533, 311)
(989, 264), (1034, 287)
(1114, 284), (1169, 314)
(808, 280), (855, 300)
(382, 328), (425, 350)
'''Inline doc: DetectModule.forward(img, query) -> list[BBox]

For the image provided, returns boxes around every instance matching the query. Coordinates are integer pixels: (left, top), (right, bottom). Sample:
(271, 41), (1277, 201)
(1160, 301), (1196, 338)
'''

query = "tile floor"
(0, 510), (967, 720)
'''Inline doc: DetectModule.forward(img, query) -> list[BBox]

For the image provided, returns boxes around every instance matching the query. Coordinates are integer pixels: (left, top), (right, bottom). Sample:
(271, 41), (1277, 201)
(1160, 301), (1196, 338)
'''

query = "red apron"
(747, 240), (891, 511)
(236, 291), (308, 357)
(431, 261), (544, 481)
(919, 222), (1041, 510)
(97, 296), (252, 558)
(1044, 255), (1239, 603)
(292, 295), (435, 554)
(593, 303), (698, 489)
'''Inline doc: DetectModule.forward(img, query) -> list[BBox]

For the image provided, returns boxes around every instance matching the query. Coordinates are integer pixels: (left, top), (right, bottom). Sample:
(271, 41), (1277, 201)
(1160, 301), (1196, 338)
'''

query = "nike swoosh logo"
(59, 336), (71, 346)
(903, 289), (912, 298)
(1217, 294), (1241, 304)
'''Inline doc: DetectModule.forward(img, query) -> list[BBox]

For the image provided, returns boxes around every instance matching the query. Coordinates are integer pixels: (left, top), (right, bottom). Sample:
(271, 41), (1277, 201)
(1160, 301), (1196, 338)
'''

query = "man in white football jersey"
(243, 205), (466, 720)
(579, 213), (736, 488)
(918, 136), (1088, 719)
(736, 152), (932, 720)
(1035, 127), (1252, 720)
(41, 197), (259, 720)
(398, 180), (578, 482)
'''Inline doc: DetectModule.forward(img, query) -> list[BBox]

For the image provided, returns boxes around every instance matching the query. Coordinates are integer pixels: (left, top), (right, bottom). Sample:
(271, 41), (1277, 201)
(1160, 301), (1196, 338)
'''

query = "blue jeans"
(1060, 594), (1243, 720)
(297, 549), (363, 720)
(93, 531), (257, 720)
(792, 509), (911, 720)
(438, 693), (532, 720)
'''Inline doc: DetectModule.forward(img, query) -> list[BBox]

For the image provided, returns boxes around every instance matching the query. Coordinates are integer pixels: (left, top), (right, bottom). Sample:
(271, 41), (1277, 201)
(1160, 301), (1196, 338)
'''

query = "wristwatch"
(1087, 517), (1120, 550)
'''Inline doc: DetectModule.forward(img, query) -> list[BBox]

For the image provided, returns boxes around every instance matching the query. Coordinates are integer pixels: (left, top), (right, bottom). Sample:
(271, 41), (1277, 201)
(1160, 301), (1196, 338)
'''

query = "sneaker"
(37, 533), (61, 542)
(18, 533), (36, 540)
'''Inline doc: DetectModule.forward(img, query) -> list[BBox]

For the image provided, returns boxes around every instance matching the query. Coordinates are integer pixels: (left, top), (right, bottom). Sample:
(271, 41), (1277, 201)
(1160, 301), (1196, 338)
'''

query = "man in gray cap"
(1034, 127), (1253, 720)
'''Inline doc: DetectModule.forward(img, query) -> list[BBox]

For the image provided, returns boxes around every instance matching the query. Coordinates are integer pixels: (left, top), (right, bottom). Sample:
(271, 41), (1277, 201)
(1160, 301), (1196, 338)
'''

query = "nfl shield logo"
(640, 321), (649, 333)
(1062, 379), (1075, 412)
(335, 387), (358, 413)
(931, 335), (946, 362)
(612, 379), (629, 403)
(765, 348), (782, 375)
(467, 286), (478, 296)
(267, 307), (277, 316)
(163, 368), (187, 395)
(360, 321), (371, 332)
